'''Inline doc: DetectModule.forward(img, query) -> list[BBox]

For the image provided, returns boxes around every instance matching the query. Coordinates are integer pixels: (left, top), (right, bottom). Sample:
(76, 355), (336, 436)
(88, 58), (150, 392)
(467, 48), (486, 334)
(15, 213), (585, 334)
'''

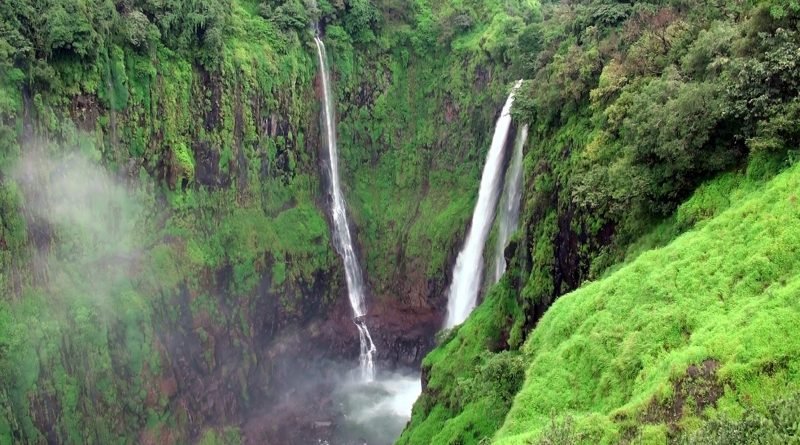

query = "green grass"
(492, 162), (800, 443)
(397, 279), (525, 445)
(400, 160), (800, 445)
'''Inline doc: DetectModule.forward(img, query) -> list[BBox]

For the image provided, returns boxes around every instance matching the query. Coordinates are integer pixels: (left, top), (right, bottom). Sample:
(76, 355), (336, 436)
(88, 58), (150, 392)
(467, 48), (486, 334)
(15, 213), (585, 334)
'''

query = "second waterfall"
(445, 81), (522, 328)
(314, 31), (377, 381)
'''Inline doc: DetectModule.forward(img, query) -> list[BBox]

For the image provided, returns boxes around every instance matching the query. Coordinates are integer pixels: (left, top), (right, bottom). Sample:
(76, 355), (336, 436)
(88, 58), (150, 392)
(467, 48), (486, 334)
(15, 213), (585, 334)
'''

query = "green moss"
(173, 143), (196, 180)
(198, 427), (242, 445)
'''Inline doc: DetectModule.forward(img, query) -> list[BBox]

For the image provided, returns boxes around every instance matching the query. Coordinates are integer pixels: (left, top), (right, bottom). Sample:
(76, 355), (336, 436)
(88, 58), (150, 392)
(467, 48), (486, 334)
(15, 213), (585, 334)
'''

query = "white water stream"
(445, 81), (522, 328)
(314, 32), (376, 381)
(493, 125), (528, 284)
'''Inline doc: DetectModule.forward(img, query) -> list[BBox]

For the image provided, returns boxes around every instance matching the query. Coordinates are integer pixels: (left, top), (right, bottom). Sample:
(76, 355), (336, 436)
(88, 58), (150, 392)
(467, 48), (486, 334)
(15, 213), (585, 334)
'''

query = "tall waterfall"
(493, 125), (528, 284)
(314, 31), (376, 381)
(445, 81), (522, 329)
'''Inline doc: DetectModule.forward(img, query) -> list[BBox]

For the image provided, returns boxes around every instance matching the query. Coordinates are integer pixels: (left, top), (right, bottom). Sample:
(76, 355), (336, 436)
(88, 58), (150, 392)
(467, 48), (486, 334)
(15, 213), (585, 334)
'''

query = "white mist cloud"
(15, 151), (139, 248)
(12, 147), (148, 304)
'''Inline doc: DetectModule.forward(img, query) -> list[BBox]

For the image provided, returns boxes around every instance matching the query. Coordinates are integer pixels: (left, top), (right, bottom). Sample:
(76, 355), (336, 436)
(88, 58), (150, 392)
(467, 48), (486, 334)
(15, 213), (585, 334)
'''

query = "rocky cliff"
(0, 0), (525, 443)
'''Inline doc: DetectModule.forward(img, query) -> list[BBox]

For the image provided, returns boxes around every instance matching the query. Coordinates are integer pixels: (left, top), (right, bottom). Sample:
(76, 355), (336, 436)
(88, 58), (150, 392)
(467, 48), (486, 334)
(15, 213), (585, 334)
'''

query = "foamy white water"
(445, 81), (522, 328)
(333, 373), (422, 444)
(314, 32), (376, 381)
(493, 125), (528, 284)
(349, 376), (421, 422)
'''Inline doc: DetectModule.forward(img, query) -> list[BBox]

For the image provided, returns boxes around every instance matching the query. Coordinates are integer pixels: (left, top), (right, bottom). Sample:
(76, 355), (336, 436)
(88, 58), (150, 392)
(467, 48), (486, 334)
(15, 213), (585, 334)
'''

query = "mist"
(242, 329), (422, 445)
(14, 148), (137, 246)
(11, 146), (150, 309)
(331, 370), (421, 445)
(5, 146), (425, 445)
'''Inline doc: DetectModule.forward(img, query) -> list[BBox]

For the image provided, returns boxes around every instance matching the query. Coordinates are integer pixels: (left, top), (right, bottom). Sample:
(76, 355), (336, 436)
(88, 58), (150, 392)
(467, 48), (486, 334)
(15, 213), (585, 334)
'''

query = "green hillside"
(495, 162), (800, 443)
(402, 161), (800, 445)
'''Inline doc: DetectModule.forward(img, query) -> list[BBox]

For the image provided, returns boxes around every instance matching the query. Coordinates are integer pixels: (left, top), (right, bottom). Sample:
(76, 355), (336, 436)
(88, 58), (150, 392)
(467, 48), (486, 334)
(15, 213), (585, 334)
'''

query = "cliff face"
(0, 0), (523, 443)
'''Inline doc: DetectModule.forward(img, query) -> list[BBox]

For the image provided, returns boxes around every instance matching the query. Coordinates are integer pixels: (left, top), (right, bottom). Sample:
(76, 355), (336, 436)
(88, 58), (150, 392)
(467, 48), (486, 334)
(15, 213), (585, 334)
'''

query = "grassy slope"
(493, 163), (800, 443)
(397, 280), (526, 444)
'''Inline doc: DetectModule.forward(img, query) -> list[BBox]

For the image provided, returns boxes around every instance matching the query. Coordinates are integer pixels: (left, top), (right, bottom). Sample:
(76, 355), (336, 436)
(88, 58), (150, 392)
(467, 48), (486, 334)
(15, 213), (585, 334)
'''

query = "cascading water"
(314, 30), (376, 381)
(445, 80), (522, 328)
(492, 125), (528, 284)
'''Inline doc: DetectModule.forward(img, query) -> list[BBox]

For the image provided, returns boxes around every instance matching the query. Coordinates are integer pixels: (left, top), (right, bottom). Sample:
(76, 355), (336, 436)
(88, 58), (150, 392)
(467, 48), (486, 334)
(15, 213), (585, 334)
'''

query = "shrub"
(534, 416), (584, 445)
(681, 393), (800, 444)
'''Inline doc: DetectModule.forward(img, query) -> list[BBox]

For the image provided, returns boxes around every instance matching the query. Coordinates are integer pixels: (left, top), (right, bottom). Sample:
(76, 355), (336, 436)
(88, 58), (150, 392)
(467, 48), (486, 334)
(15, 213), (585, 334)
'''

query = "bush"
(681, 393), (800, 444)
(747, 99), (800, 157)
(260, 0), (310, 33)
(577, 71), (738, 218)
(460, 351), (526, 409)
(122, 10), (159, 49)
(343, 0), (379, 42)
(42, 0), (101, 58)
(534, 416), (584, 445)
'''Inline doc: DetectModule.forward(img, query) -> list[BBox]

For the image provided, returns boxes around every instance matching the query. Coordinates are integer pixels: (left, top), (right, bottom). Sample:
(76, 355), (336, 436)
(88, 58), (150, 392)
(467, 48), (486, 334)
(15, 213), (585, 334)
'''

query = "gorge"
(3, 1), (800, 445)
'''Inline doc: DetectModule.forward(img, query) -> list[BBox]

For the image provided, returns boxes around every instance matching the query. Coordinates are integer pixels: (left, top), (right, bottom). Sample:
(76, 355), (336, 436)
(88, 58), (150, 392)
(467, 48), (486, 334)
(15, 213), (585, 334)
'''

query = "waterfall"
(314, 31), (377, 381)
(445, 81), (522, 328)
(493, 125), (528, 284)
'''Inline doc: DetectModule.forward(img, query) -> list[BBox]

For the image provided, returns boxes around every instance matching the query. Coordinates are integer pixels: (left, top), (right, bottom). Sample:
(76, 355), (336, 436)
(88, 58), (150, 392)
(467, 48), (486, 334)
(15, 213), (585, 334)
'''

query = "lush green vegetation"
(0, 0), (333, 441)
(0, 0), (539, 442)
(2, 0), (800, 443)
(495, 162), (800, 443)
(401, 1), (800, 444)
